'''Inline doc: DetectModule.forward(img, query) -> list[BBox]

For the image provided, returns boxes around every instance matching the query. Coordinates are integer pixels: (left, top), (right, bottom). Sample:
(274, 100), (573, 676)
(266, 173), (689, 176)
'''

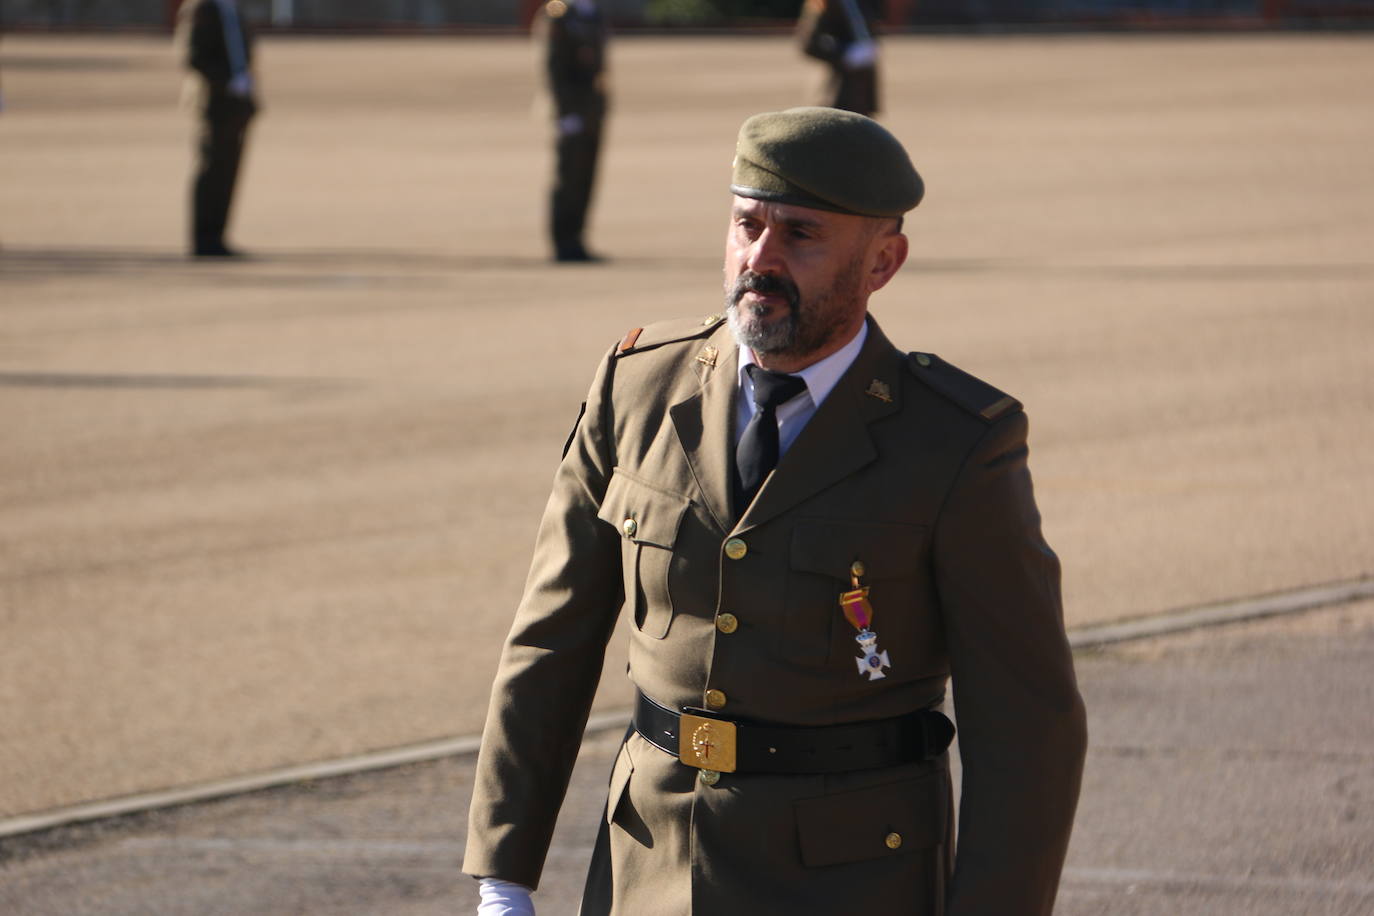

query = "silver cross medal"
(854, 629), (891, 681)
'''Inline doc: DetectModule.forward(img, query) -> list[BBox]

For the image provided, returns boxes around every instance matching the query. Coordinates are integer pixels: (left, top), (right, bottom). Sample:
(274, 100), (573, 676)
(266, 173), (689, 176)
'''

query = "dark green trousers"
(192, 94), (254, 252)
(551, 114), (603, 257)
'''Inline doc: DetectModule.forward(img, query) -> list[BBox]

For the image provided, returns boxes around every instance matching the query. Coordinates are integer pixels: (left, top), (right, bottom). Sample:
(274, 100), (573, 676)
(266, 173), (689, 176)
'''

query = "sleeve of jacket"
(934, 409), (1088, 916)
(462, 344), (625, 889)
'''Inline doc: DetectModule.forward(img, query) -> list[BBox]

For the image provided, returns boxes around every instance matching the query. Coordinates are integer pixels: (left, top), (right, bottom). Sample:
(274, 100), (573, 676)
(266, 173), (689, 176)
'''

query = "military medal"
(839, 561), (891, 681)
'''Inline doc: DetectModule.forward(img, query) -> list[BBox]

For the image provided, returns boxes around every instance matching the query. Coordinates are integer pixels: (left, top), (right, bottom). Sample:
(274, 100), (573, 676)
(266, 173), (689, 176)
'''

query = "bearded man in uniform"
(465, 107), (1087, 916)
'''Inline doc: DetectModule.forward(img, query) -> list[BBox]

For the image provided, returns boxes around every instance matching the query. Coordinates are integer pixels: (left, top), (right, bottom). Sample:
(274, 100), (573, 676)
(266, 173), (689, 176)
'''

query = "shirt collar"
(737, 318), (869, 410)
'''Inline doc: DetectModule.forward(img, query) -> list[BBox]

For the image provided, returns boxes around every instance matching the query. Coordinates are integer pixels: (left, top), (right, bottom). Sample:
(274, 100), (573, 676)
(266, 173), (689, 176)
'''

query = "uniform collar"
(737, 318), (869, 411)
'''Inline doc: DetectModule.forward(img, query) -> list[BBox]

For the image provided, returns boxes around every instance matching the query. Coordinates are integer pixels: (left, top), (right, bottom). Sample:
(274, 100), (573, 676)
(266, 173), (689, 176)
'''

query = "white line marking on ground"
(119, 837), (469, 857)
(1069, 577), (1374, 648)
(1063, 866), (1374, 898)
(0, 711), (623, 839)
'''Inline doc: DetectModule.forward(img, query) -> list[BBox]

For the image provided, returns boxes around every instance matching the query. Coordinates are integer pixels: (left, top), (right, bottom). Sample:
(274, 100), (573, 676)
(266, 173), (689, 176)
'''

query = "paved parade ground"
(1, 28), (1372, 901)
(3, 600), (1372, 913)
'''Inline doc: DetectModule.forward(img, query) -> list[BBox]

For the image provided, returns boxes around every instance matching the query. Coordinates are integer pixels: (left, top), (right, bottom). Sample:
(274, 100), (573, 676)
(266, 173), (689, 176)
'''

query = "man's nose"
(744, 228), (783, 275)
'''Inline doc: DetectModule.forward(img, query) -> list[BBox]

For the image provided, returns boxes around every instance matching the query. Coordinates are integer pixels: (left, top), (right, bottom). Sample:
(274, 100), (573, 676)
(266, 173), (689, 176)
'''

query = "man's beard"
(724, 265), (861, 361)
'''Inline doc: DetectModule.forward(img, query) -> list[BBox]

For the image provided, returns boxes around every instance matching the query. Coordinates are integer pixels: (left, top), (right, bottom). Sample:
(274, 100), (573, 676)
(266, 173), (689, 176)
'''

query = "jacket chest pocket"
(787, 519), (928, 666)
(598, 468), (690, 639)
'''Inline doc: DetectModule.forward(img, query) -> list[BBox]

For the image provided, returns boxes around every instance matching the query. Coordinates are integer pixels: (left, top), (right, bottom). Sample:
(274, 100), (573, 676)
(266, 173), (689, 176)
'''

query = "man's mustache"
(729, 271), (799, 310)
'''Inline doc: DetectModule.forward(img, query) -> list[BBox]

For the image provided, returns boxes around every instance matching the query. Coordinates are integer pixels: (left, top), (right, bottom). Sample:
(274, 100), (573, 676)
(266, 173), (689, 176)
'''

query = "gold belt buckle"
(678, 713), (737, 773)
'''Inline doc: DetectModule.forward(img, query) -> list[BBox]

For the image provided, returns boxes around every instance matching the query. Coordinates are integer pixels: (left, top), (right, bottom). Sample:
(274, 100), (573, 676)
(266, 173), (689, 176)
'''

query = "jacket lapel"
(669, 331), (739, 534)
(735, 317), (903, 534)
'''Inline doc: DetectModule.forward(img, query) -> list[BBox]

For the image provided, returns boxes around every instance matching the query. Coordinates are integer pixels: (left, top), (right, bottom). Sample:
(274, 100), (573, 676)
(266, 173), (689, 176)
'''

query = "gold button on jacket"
(464, 315), (1087, 916)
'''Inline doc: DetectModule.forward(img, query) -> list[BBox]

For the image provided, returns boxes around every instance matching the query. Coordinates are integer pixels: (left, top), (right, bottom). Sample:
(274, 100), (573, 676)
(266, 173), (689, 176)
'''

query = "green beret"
(730, 107), (923, 217)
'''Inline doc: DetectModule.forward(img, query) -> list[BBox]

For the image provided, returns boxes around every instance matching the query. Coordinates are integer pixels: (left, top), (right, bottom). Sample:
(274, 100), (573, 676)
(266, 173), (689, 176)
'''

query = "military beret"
(730, 107), (923, 217)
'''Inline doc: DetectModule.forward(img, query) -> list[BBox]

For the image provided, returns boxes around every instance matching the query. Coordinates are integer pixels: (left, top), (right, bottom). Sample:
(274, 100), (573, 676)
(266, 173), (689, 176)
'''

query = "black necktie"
(735, 364), (807, 510)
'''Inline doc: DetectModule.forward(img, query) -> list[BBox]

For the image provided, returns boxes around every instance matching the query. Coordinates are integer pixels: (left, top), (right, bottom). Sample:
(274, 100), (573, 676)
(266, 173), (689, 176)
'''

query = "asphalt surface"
(2, 27), (1372, 872)
(2, 599), (1371, 914)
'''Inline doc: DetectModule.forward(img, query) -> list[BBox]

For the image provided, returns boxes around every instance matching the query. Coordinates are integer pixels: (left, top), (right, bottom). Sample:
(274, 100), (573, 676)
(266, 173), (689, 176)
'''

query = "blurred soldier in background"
(177, 0), (257, 258)
(796, 0), (883, 117)
(537, 0), (609, 263)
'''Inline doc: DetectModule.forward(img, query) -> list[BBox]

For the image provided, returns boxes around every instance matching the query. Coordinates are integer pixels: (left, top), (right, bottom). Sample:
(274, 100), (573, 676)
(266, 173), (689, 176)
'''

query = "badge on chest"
(839, 560), (891, 681)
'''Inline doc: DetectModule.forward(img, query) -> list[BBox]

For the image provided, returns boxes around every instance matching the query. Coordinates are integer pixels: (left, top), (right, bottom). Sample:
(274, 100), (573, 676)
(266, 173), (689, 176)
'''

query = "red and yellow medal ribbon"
(839, 587), (873, 630)
(839, 561), (873, 631)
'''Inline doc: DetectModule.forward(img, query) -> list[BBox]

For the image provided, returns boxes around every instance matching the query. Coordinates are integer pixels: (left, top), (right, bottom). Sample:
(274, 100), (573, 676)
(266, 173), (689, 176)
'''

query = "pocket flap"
(790, 519), (927, 580)
(597, 468), (690, 549)
(794, 771), (947, 868)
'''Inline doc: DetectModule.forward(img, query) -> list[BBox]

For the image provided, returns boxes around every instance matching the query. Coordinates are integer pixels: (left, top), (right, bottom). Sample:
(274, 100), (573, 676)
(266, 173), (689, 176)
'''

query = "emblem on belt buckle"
(678, 713), (737, 773)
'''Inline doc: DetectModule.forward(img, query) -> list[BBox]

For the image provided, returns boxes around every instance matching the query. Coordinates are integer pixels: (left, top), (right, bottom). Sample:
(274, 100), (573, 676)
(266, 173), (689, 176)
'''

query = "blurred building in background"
(1, 0), (1369, 30)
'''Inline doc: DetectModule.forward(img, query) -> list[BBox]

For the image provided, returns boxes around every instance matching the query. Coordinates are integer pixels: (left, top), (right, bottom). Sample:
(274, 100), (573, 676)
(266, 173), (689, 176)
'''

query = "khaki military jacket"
(464, 315), (1087, 915)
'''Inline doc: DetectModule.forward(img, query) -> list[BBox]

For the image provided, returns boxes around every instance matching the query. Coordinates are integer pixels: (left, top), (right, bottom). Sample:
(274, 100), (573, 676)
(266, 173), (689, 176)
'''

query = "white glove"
(227, 72), (254, 97)
(477, 878), (535, 916)
(557, 113), (585, 137)
(842, 40), (877, 70)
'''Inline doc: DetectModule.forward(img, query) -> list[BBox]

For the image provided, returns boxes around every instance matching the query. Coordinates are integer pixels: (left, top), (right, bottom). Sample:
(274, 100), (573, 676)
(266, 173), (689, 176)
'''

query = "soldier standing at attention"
(464, 107), (1087, 915)
(796, 0), (883, 117)
(177, 0), (257, 258)
(538, 0), (608, 263)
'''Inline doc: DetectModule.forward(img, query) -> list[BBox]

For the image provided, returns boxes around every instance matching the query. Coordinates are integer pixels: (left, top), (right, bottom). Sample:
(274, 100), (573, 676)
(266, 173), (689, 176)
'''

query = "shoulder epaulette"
(906, 352), (1022, 422)
(615, 313), (726, 357)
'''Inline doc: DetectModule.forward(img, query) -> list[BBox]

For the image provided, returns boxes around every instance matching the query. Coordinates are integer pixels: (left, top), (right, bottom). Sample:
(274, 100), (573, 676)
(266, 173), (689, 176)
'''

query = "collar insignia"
(696, 345), (719, 368)
(865, 379), (893, 403)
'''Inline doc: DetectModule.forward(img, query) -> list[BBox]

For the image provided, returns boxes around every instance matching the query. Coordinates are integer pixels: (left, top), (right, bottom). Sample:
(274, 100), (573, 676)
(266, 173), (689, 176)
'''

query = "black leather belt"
(633, 691), (954, 775)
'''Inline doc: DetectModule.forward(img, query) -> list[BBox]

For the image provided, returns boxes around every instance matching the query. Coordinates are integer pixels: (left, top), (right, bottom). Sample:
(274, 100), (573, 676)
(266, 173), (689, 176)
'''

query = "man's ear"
(866, 229), (909, 294)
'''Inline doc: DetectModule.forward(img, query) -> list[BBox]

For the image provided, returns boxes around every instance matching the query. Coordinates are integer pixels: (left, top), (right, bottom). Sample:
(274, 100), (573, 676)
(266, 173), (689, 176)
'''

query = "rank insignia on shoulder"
(864, 379), (893, 403)
(907, 351), (1022, 423)
(980, 395), (1018, 421)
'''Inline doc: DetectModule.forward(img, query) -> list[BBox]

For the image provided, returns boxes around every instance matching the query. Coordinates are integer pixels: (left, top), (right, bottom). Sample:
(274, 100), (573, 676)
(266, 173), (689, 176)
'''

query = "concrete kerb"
(2, 576), (1369, 841)
(1068, 576), (1374, 649)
